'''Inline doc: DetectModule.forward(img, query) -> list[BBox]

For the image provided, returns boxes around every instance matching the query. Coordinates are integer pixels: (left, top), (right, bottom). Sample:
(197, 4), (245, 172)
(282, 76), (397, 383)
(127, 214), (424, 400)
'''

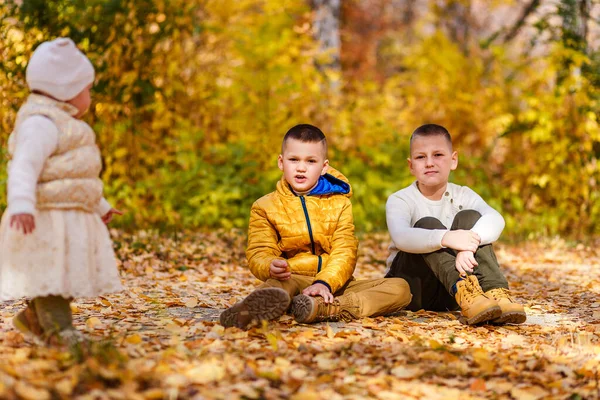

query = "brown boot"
(13, 301), (44, 340)
(291, 294), (360, 323)
(220, 288), (291, 329)
(15, 297), (86, 348)
(33, 296), (74, 331)
(455, 276), (502, 325)
(485, 288), (526, 324)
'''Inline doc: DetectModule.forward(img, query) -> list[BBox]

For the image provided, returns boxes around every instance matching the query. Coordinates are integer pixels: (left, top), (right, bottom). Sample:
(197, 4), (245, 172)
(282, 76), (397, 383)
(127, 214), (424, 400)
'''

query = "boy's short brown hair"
(410, 124), (452, 152)
(282, 124), (328, 156)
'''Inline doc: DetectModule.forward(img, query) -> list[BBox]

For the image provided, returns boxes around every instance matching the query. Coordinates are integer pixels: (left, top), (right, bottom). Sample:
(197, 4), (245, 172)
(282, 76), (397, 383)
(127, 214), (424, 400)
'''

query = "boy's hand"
(102, 208), (124, 224)
(441, 230), (481, 252)
(10, 213), (35, 234)
(302, 283), (334, 303)
(269, 259), (291, 280)
(455, 250), (478, 277)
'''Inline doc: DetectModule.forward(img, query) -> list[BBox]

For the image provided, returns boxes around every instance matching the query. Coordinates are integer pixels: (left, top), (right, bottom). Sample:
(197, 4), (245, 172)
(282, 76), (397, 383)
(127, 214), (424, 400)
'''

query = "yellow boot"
(291, 293), (360, 323)
(485, 288), (526, 324)
(455, 276), (502, 325)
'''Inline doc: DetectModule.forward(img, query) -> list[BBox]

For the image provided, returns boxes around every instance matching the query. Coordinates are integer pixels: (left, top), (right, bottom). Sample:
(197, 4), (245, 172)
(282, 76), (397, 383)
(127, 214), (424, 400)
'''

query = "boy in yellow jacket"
(220, 124), (411, 329)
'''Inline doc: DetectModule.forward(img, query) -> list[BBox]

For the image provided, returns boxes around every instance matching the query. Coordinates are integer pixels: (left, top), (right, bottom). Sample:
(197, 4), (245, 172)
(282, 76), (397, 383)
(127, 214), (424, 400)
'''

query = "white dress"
(0, 115), (123, 300)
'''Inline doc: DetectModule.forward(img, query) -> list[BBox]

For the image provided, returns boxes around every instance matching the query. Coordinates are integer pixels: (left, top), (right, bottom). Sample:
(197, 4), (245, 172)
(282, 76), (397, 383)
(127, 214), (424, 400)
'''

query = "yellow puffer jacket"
(246, 167), (358, 294)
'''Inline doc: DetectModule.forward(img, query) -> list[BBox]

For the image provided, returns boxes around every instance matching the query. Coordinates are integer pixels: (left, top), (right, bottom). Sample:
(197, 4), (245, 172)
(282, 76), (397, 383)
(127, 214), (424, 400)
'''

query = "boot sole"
(493, 311), (527, 325)
(219, 288), (290, 329)
(290, 294), (314, 323)
(465, 305), (502, 325)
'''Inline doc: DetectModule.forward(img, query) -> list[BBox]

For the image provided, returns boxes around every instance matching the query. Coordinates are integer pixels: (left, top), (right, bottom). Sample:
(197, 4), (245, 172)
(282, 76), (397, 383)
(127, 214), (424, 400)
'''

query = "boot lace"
(314, 298), (357, 322)
(315, 298), (341, 321)
(487, 287), (514, 302)
(460, 276), (485, 304)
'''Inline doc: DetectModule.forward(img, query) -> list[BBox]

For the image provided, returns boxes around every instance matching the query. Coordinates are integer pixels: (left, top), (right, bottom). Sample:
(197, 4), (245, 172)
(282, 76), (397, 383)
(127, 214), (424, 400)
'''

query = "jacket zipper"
(300, 196), (322, 272)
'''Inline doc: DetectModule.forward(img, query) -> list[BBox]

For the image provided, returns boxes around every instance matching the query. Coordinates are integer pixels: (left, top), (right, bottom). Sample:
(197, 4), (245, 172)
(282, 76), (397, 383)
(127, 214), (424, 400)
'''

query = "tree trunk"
(559, 0), (591, 51)
(312, 0), (341, 73)
(435, 0), (472, 54)
(557, 0), (591, 85)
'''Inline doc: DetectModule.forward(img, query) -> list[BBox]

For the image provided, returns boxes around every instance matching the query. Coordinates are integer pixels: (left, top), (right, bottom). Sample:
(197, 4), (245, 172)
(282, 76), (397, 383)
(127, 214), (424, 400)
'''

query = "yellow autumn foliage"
(0, 0), (598, 238)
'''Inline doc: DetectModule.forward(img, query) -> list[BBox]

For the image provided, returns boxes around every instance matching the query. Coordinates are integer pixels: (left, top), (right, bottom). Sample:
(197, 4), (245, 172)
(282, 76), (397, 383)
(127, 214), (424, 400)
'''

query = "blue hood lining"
(308, 174), (350, 196)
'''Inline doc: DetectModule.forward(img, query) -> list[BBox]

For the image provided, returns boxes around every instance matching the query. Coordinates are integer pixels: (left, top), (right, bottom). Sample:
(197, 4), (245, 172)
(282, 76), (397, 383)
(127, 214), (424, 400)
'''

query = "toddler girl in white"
(0, 38), (123, 345)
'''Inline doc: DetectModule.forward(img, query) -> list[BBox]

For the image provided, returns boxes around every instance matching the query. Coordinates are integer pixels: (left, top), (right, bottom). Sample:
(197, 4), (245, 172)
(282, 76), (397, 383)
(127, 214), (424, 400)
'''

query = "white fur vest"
(8, 94), (103, 212)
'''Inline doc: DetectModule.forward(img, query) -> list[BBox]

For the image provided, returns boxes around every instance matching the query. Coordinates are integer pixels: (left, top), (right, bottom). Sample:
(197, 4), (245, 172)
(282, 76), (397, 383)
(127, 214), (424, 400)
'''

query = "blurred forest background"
(1, 0), (599, 238)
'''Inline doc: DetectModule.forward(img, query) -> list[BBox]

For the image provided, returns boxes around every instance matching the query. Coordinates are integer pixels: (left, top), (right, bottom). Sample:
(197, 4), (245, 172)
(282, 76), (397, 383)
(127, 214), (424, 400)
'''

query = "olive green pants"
(386, 209), (509, 312)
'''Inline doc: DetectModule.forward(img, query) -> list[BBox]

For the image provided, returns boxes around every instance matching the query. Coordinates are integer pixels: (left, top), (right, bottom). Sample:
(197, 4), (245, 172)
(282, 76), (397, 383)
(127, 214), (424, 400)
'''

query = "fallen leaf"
(326, 324), (334, 339)
(125, 334), (143, 344)
(390, 365), (423, 379)
(186, 360), (225, 384)
(184, 297), (198, 308)
(470, 378), (486, 391)
(510, 386), (548, 400)
(15, 382), (50, 400)
(85, 317), (102, 329)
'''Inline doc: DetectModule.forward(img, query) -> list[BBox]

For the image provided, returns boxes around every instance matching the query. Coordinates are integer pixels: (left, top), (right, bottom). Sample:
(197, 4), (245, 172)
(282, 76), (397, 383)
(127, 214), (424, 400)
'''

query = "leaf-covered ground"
(1, 230), (599, 399)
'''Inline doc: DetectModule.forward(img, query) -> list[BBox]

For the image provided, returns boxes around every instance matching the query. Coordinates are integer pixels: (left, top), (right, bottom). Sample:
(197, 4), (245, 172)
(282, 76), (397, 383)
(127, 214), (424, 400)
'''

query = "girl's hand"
(455, 250), (478, 277)
(102, 208), (124, 224)
(302, 283), (334, 303)
(10, 213), (35, 234)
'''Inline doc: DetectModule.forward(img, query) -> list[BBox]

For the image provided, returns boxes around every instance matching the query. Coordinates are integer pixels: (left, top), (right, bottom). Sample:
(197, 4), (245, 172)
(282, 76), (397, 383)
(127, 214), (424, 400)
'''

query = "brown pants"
(258, 275), (412, 318)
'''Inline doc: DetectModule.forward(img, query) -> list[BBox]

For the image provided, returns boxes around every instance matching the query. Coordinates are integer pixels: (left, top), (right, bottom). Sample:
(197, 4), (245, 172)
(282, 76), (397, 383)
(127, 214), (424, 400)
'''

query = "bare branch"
(502, 0), (541, 43)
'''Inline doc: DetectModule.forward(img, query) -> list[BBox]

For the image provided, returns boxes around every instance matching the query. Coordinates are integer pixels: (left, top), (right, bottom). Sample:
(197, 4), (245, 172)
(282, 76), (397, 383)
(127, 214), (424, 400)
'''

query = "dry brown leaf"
(0, 233), (598, 399)
(14, 382), (50, 400)
(184, 297), (199, 308)
(186, 361), (226, 384)
(390, 365), (423, 379)
(510, 386), (549, 400)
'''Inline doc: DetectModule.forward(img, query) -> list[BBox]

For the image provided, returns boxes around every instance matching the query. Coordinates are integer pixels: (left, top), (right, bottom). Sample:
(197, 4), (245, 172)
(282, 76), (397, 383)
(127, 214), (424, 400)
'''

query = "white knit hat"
(26, 37), (95, 101)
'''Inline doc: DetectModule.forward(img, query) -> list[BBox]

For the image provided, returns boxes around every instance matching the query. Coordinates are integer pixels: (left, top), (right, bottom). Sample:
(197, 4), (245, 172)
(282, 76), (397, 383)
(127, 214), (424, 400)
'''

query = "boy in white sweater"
(385, 124), (525, 325)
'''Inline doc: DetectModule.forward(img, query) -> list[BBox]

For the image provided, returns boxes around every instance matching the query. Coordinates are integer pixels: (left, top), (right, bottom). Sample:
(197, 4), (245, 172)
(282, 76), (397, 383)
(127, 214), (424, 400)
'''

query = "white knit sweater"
(386, 181), (505, 268)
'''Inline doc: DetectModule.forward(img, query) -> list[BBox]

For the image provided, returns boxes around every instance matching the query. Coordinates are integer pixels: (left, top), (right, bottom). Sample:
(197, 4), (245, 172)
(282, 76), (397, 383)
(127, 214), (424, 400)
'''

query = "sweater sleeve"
(461, 187), (505, 244)
(95, 197), (112, 217)
(7, 116), (58, 216)
(386, 194), (447, 254)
